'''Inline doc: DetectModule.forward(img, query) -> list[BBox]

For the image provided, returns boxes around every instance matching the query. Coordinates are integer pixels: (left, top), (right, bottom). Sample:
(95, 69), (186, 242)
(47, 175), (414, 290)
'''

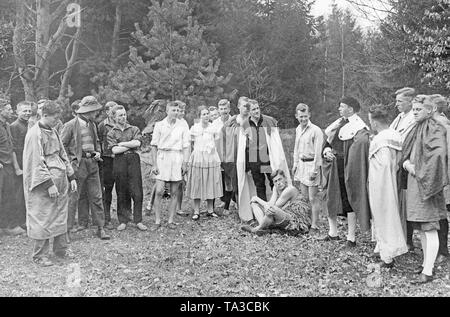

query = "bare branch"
(51, 0), (70, 22)
(34, 13), (69, 81)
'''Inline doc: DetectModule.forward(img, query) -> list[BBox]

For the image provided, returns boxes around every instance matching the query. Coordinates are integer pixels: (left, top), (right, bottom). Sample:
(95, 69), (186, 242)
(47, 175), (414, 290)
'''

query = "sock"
(422, 230), (439, 276)
(347, 212), (356, 242)
(420, 231), (427, 268)
(328, 217), (338, 237)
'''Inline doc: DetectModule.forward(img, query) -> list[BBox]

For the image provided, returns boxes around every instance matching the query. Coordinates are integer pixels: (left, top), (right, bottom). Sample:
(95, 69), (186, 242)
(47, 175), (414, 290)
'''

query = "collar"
(113, 122), (132, 131)
(299, 120), (312, 131)
(347, 113), (358, 123)
(338, 114), (368, 141)
(78, 115), (90, 124)
(104, 117), (115, 127)
(164, 117), (179, 126)
(38, 121), (53, 131)
(18, 117), (28, 125)
(249, 116), (263, 127)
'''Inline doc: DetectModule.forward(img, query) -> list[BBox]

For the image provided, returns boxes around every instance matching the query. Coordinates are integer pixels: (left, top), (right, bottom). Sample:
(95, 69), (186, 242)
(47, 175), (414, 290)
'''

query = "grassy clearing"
(1, 129), (450, 297)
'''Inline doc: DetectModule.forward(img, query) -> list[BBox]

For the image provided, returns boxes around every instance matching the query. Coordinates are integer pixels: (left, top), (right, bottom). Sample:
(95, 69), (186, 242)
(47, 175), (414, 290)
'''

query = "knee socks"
(328, 217), (338, 237)
(347, 212), (357, 242)
(422, 230), (439, 276)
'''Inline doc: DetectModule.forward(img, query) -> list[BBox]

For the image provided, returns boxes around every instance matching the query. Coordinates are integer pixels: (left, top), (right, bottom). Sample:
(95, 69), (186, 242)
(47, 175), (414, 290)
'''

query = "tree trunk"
(36, 0), (51, 99)
(111, 0), (123, 67)
(13, 0), (36, 101)
(59, 27), (81, 100)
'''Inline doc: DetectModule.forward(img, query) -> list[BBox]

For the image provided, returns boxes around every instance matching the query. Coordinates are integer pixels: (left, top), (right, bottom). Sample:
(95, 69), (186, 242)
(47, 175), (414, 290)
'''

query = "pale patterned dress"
(186, 123), (223, 200)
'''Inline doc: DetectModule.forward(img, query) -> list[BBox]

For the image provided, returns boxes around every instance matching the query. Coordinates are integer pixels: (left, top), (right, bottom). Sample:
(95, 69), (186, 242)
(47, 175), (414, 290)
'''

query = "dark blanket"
(322, 128), (371, 232)
(401, 117), (448, 200)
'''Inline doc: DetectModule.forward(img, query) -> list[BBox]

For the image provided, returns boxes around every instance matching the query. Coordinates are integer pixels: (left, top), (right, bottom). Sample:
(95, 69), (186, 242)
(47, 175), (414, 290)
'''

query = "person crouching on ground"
(23, 100), (78, 266)
(241, 169), (310, 235)
(186, 106), (223, 220)
(400, 95), (448, 284)
(108, 105), (147, 232)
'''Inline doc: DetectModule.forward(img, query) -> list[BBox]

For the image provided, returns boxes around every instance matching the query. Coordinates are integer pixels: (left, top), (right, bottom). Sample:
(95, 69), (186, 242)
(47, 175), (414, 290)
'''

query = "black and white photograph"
(0, 0), (449, 299)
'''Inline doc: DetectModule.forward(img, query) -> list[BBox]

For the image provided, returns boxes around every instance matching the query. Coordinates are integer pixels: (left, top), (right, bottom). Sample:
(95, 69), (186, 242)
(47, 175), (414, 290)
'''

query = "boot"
(97, 227), (111, 240)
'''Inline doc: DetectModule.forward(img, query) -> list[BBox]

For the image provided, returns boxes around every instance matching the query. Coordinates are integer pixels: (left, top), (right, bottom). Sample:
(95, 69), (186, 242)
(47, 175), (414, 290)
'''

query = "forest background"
(0, 0), (448, 129)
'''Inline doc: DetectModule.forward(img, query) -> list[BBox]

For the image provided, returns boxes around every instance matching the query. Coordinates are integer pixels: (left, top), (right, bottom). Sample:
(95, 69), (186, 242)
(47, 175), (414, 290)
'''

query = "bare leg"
(252, 215), (274, 232)
(308, 186), (320, 229)
(153, 180), (166, 225)
(177, 181), (184, 212)
(299, 183), (311, 220)
(168, 182), (180, 224)
(206, 199), (214, 213)
(250, 201), (265, 224)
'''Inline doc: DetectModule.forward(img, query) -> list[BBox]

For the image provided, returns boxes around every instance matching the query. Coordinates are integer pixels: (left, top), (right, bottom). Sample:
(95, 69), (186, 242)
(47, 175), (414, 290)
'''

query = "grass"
(1, 129), (450, 297)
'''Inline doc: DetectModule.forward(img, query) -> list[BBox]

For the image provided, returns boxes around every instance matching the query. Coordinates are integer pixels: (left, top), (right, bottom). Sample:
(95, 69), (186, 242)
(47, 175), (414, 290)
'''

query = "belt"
(300, 157), (314, 162)
(82, 152), (95, 158)
(117, 150), (136, 156)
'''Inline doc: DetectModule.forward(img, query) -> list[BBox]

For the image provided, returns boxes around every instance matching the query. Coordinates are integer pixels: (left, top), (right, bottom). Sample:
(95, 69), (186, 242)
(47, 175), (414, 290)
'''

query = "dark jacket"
(61, 117), (101, 169)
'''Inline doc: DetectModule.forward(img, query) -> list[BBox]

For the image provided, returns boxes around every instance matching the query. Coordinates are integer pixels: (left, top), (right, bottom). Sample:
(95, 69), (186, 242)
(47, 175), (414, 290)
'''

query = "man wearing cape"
(221, 97), (290, 222)
(322, 96), (371, 247)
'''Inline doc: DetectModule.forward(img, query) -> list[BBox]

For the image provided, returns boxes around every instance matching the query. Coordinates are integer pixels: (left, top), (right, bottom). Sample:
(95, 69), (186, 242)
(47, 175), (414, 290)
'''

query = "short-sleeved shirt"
(0, 118), (13, 165)
(107, 123), (142, 153)
(151, 118), (190, 151)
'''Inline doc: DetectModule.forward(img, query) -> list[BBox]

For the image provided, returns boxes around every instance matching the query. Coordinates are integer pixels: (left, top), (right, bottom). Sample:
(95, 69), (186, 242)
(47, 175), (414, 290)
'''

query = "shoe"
(151, 223), (161, 231)
(241, 225), (253, 233)
(55, 248), (75, 260)
(97, 228), (111, 240)
(319, 234), (341, 241)
(207, 211), (219, 218)
(411, 273), (433, 285)
(66, 232), (71, 244)
(345, 240), (357, 248)
(436, 254), (449, 264)
(136, 223), (148, 231)
(6, 226), (26, 236)
(167, 223), (177, 230)
(223, 209), (231, 216)
(370, 253), (381, 260)
(117, 223), (127, 231)
(309, 227), (320, 234)
(216, 201), (225, 209)
(192, 213), (200, 221)
(34, 257), (53, 267)
(407, 244), (415, 252)
(70, 224), (87, 233)
(176, 210), (189, 216)
(105, 222), (115, 230)
(413, 265), (428, 275)
(379, 260), (395, 269)
(255, 229), (269, 236)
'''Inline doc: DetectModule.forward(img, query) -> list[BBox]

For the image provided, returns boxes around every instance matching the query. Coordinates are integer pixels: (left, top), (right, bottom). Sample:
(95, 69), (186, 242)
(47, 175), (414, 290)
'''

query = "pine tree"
(95, 0), (232, 111)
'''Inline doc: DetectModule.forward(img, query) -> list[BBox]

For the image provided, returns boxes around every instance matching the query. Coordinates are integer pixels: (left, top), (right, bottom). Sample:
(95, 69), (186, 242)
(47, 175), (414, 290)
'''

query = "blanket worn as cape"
(322, 128), (371, 232)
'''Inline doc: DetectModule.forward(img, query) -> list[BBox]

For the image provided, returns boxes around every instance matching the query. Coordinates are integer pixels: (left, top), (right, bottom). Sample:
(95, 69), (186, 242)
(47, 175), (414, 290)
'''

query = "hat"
(76, 96), (103, 114)
(340, 96), (360, 112)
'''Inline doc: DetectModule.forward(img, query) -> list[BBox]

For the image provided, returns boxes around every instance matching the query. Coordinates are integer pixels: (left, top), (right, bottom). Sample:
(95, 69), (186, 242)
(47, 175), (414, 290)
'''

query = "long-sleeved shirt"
(293, 120), (324, 171)
(0, 118), (13, 165)
(10, 118), (28, 169)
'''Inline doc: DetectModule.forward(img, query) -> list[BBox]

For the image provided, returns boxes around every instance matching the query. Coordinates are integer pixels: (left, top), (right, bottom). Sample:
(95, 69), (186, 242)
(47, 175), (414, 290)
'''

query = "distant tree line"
(0, 0), (448, 128)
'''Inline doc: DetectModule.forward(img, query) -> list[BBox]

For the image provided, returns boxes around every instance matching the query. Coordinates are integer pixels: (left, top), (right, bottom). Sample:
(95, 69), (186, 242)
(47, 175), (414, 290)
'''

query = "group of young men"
(297, 88), (450, 285)
(1, 88), (449, 285)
